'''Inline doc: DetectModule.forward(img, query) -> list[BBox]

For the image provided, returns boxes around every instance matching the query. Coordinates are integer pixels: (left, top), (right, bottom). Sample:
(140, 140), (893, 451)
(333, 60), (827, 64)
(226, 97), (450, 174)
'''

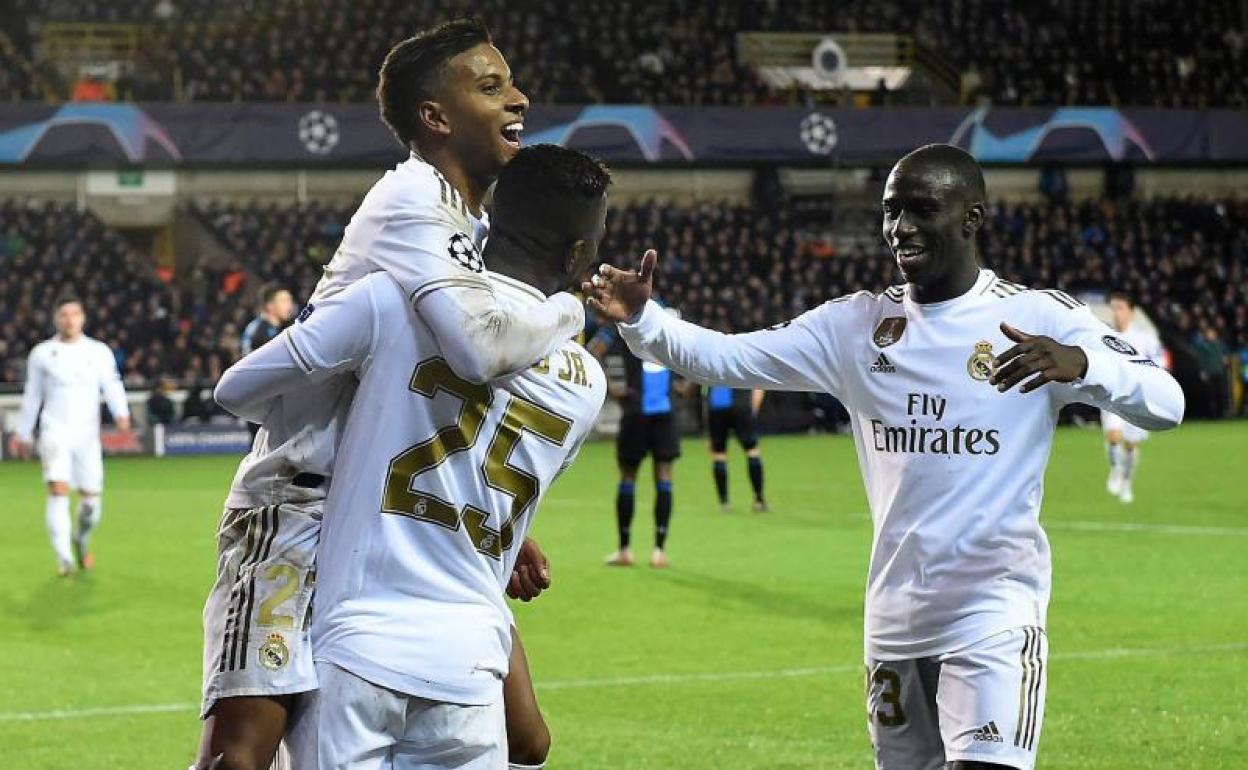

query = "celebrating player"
(194, 20), (581, 770)
(705, 385), (767, 512)
(9, 295), (131, 577)
(586, 144), (1185, 770)
(1101, 291), (1165, 503)
(215, 144), (610, 770)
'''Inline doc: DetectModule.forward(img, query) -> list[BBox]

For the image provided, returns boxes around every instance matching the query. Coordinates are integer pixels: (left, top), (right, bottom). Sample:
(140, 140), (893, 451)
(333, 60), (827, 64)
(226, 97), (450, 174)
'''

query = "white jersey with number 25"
(283, 270), (604, 706)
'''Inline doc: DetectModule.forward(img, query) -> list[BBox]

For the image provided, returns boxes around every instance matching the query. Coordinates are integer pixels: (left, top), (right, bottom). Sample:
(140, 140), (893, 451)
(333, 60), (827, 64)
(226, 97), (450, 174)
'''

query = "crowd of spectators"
(0, 200), (248, 390)
(1, 193), (1244, 417)
(3, 0), (1245, 107)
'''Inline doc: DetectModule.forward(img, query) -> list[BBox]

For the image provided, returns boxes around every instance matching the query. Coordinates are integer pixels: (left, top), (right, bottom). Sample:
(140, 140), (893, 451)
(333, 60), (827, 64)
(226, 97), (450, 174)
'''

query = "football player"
(587, 144), (1184, 770)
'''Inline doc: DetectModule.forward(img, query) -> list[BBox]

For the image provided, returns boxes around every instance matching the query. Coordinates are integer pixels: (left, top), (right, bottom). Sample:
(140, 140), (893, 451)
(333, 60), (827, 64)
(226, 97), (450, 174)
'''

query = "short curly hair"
(377, 18), (492, 148)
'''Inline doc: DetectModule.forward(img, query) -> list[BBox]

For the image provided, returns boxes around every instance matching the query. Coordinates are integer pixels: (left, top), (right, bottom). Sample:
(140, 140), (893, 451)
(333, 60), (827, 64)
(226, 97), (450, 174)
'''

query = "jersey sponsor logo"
(258, 631), (290, 670)
(873, 317), (907, 348)
(869, 418), (1001, 456)
(869, 353), (896, 373)
(1129, 358), (1159, 367)
(1101, 334), (1138, 355)
(447, 232), (484, 273)
(966, 341), (995, 381)
(297, 303), (315, 323)
(972, 721), (1005, 743)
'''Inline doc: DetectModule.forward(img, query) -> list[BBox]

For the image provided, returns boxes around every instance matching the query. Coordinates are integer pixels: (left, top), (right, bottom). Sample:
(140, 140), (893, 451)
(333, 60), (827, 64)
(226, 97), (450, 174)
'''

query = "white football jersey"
(293, 271), (605, 705)
(16, 335), (129, 444)
(619, 269), (1184, 660)
(224, 153), (488, 508)
(1116, 321), (1164, 365)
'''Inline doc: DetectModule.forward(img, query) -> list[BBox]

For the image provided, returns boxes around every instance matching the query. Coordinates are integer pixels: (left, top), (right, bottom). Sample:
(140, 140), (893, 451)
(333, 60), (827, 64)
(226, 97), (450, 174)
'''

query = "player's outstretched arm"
(992, 320), (1184, 430)
(215, 278), (381, 422)
(584, 250), (836, 393)
(416, 283), (584, 385)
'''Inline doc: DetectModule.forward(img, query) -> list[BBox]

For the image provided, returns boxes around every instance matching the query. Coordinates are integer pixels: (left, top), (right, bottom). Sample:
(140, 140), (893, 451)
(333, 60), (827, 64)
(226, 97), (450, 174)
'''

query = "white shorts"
(39, 435), (103, 491)
(201, 501), (322, 718)
(291, 660), (507, 770)
(1100, 410), (1149, 444)
(867, 626), (1048, 770)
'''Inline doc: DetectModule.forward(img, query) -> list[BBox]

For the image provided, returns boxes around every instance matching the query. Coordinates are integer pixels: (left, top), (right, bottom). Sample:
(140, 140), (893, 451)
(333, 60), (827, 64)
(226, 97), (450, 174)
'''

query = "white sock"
(77, 497), (102, 549)
(1106, 442), (1123, 472)
(1121, 447), (1138, 483)
(509, 764), (546, 770)
(46, 495), (73, 565)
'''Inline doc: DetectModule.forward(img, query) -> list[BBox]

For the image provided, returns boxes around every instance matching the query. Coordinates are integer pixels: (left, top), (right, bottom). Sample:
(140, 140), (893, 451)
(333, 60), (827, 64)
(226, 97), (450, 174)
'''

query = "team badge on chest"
(967, 341), (995, 381)
(873, 318), (907, 348)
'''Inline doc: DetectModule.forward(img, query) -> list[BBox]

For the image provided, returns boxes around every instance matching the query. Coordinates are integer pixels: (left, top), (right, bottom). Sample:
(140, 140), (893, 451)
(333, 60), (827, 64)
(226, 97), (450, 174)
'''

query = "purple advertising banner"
(0, 103), (1243, 167)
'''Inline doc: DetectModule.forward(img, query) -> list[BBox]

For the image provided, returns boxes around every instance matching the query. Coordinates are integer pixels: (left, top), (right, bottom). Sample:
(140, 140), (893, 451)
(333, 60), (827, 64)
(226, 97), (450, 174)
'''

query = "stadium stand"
(3, 195), (1243, 416)
(5, 0), (1245, 107)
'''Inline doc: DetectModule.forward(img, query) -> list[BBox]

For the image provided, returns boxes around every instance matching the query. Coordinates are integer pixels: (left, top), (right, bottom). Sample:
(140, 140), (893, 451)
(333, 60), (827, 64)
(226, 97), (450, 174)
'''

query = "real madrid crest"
(259, 632), (291, 671)
(967, 341), (995, 381)
(873, 318), (907, 348)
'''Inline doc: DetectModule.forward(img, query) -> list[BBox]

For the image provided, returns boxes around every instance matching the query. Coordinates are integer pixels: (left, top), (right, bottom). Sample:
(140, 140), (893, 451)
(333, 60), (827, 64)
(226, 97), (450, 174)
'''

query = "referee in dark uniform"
(706, 386), (768, 512)
(591, 324), (681, 568)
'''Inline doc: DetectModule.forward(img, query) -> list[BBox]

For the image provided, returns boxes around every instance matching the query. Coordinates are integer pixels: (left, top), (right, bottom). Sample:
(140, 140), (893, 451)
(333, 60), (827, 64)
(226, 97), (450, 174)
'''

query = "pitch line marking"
(1, 642), (1243, 722)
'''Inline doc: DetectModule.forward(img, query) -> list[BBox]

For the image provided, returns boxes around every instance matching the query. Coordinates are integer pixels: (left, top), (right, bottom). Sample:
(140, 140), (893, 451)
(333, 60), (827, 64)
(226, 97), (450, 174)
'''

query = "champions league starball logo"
(298, 110), (340, 155)
(799, 113), (838, 155)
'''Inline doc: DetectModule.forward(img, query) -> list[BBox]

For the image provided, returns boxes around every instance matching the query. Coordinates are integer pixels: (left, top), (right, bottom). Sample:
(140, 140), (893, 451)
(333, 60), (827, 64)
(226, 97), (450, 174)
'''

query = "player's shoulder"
(365, 154), (475, 232)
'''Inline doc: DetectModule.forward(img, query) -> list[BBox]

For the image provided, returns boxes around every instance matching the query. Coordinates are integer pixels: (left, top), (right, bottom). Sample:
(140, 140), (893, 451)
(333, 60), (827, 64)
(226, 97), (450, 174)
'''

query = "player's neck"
(484, 239), (562, 297)
(57, 331), (83, 343)
(419, 145), (486, 217)
(910, 258), (980, 304)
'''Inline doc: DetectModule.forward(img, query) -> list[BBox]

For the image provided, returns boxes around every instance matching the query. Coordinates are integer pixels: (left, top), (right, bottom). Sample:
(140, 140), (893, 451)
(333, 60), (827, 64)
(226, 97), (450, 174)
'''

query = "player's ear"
(565, 239), (588, 276)
(418, 99), (451, 137)
(963, 202), (985, 237)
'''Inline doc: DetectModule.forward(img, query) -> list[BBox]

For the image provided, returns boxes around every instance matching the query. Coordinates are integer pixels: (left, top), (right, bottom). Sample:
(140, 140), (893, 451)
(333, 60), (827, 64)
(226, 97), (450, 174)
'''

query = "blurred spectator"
(147, 378), (176, 425)
(70, 72), (112, 102)
(1193, 324), (1231, 418)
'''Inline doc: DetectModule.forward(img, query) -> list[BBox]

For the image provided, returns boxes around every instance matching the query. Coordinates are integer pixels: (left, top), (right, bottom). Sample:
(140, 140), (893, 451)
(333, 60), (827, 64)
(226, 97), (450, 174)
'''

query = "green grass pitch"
(0, 422), (1244, 769)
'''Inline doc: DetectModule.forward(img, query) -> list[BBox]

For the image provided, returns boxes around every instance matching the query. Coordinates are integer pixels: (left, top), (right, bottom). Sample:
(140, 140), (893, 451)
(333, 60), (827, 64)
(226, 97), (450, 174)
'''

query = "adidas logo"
(869, 353), (896, 373)
(972, 721), (1004, 743)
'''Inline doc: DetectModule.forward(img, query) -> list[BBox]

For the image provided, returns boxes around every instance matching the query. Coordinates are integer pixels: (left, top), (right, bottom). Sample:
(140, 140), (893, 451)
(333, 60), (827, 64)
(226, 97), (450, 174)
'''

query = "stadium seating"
(2, 196), (1242, 418)
(5, 0), (1245, 107)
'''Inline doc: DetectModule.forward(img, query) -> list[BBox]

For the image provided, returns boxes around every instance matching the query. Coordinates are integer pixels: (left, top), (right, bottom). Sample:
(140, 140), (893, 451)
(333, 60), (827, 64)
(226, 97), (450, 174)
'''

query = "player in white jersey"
(193, 21), (582, 770)
(1101, 291), (1166, 504)
(586, 144), (1184, 770)
(215, 145), (610, 770)
(9, 296), (131, 577)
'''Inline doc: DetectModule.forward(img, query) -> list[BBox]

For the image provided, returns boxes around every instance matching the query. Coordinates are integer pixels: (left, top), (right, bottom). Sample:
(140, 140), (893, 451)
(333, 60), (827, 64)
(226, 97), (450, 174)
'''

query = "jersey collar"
(904, 269), (996, 313)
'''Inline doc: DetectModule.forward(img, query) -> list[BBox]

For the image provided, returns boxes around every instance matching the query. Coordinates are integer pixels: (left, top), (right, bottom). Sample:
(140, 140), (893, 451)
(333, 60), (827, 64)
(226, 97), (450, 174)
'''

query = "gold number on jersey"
(257, 564), (300, 630)
(381, 358), (492, 531)
(382, 357), (573, 560)
(462, 397), (572, 558)
(872, 668), (907, 726)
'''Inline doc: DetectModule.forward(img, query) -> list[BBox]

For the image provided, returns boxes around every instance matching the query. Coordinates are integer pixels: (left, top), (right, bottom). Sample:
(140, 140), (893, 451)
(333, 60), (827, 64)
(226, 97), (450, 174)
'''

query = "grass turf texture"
(0, 422), (1244, 769)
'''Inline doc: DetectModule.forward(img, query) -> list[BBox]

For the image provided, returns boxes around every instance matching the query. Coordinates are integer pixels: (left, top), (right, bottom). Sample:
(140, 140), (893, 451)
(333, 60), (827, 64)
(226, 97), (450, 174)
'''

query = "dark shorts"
(708, 407), (759, 453)
(617, 412), (681, 467)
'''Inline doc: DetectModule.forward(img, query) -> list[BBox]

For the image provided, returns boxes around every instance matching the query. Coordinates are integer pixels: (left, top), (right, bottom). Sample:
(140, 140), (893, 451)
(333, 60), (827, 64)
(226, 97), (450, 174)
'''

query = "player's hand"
(115, 416), (132, 433)
(582, 249), (658, 323)
(7, 434), (31, 459)
(507, 537), (552, 602)
(990, 323), (1088, 394)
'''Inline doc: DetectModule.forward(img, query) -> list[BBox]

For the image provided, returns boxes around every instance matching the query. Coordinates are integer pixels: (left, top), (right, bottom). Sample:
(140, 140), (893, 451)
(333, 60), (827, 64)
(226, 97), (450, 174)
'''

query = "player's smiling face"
(439, 43), (528, 181)
(881, 163), (973, 291)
